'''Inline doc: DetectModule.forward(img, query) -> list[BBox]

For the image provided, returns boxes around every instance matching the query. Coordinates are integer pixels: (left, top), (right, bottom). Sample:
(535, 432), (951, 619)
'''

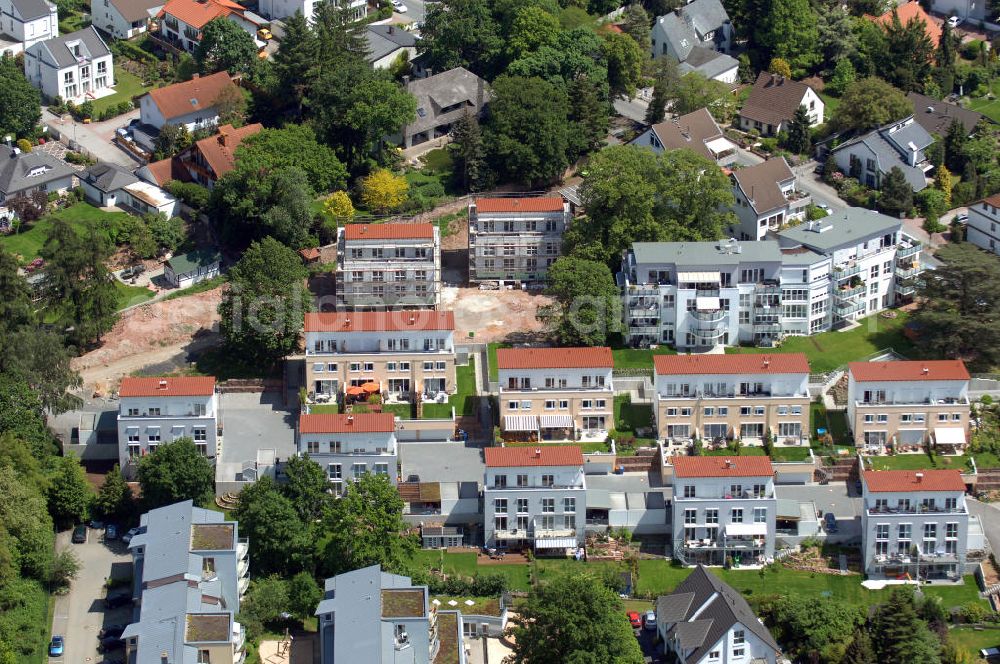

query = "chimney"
(535, 448), (541, 457)
(476, 75), (485, 110)
(426, 67), (433, 77)
(915, 472), (924, 482)
(158, 379), (168, 389)
(763, 358), (770, 368)
(161, 652), (169, 664)
(922, 367), (929, 374)
(724, 459), (733, 468)
(409, 314), (416, 325)
(217, 129), (227, 146)
(192, 73), (200, 79)
(347, 415), (354, 425)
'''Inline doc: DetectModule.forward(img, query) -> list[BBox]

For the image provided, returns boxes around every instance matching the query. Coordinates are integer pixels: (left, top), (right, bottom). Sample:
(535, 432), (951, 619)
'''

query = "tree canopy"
(137, 437), (215, 509)
(832, 77), (913, 132)
(196, 18), (259, 75)
(234, 477), (315, 576)
(234, 124), (347, 193)
(0, 54), (41, 139)
(545, 257), (621, 346)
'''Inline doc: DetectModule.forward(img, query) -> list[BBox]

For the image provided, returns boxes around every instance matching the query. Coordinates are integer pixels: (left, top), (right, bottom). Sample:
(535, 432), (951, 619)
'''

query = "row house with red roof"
(116, 376), (218, 477)
(297, 413), (398, 494)
(156, 0), (263, 54)
(653, 354), (810, 447)
(303, 310), (456, 404)
(335, 222), (441, 309)
(497, 347), (614, 443)
(468, 196), (571, 284)
(483, 446), (586, 551)
(860, 468), (972, 579)
(670, 456), (777, 566)
(847, 360), (971, 453)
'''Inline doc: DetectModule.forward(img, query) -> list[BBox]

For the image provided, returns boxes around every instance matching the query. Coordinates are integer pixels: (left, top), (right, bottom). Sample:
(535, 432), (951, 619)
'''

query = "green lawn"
(700, 446), (812, 462)
(487, 342), (509, 382)
(950, 626), (1000, 656)
(0, 203), (135, 262)
(423, 359), (476, 418)
(704, 446), (767, 456)
(114, 280), (156, 309)
(726, 312), (914, 373)
(865, 453), (972, 472)
(966, 79), (1000, 123)
(507, 441), (609, 453)
(383, 403), (415, 419)
(818, 92), (840, 116)
(614, 394), (654, 434)
(811, 402), (851, 446)
(309, 404), (339, 414)
(163, 274), (226, 300)
(93, 66), (154, 115)
(611, 345), (677, 370)
(58, 10), (90, 34)
(974, 452), (1000, 470)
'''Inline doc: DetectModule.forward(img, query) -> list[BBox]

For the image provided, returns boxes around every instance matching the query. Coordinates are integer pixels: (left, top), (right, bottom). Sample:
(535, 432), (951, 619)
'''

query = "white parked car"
(643, 610), (656, 630)
(817, 202), (833, 216)
(392, 0), (407, 11)
(947, 15), (962, 27)
(121, 527), (139, 544)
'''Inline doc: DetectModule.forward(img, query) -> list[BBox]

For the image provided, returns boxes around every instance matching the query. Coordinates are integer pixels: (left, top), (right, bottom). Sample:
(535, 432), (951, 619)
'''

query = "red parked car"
(627, 611), (642, 629)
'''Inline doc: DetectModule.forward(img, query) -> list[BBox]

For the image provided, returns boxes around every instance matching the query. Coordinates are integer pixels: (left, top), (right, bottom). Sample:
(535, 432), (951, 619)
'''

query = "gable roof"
(497, 347), (613, 370)
(160, 0), (245, 29)
(676, 45), (739, 80)
(654, 353), (809, 376)
(740, 73), (815, 127)
(647, 108), (728, 161)
(848, 359), (970, 382)
(907, 92), (986, 136)
(671, 456), (775, 478)
(364, 23), (416, 63)
(0, 148), (76, 197)
(863, 468), (966, 492)
(474, 197), (565, 214)
(406, 67), (492, 136)
(119, 376), (216, 397)
(656, 0), (730, 61)
(304, 310), (455, 333)
(81, 162), (138, 193)
(484, 446), (584, 468)
(299, 412), (396, 434)
(868, 1), (941, 47)
(193, 123), (262, 180)
(35, 26), (111, 69)
(11, 0), (54, 20)
(343, 222), (435, 241)
(732, 157), (795, 216)
(139, 156), (192, 186)
(146, 72), (236, 121)
(832, 116), (933, 191)
(659, 566), (780, 663)
(109, 0), (163, 23)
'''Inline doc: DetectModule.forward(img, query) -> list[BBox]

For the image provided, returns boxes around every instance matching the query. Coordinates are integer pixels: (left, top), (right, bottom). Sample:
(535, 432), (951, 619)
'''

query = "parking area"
(636, 624), (664, 663)
(217, 391), (297, 485)
(50, 527), (133, 664)
(399, 441), (485, 483)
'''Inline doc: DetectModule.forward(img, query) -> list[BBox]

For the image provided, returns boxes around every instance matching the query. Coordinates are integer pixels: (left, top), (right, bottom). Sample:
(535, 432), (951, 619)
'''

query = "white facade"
(966, 196), (1000, 256)
(94, 0), (161, 39)
(297, 413), (398, 494)
(730, 160), (811, 241)
(931, 0), (986, 22)
(468, 197), (570, 283)
(139, 93), (219, 132)
(23, 27), (114, 102)
(159, 3), (261, 54)
(0, 0), (57, 54)
(336, 224), (442, 309)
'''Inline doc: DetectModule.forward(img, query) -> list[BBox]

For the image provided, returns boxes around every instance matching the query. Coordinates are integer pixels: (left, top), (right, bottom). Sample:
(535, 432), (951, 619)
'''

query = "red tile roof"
(304, 310), (455, 333)
(142, 156), (191, 186)
(496, 347), (613, 370)
(474, 197), (565, 213)
(147, 72), (237, 121)
(160, 0), (246, 29)
(343, 223), (435, 241)
(299, 412), (396, 434)
(192, 123), (262, 180)
(863, 468), (966, 493)
(867, 1), (941, 47)
(848, 360), (970, 382)
(485, 446), (585, 467)
(119, 376), (216, 397)
(654, 354), (810, 376)
(978, 193), (1000, 208)
(671, 456), (774, 478)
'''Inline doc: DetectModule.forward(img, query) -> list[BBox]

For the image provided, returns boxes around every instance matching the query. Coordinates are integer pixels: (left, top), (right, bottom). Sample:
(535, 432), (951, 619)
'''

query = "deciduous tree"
(509, 6), (560, 58)
(361, 169), (409, 213)
(672, 72), (736, 122)
(832, 77), (913, 132)
(546, 257), (620, 346)
(768, 57), (792, 78)
(766, 595), (862, 662)
(282, 454), (332, 522)
(137, 437), (215, 509)
(287, 571), (322, 620)
(0, 54), (41, 139)
(323, 190), (355, 220)
(236, 124), (347, 193)
(46, 456), (90, 529)
(195, 18), (259, 75)
(755, 0), (820, 75)
(234, 477), (314, 575)
(419, 0), (503, 77)
(935, 164), (953, 207)
(601, 31), (643, 98)
(93, 465), (136, 524)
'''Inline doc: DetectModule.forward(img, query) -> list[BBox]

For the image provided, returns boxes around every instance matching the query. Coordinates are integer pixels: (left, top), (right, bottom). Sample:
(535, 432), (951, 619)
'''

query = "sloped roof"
(406, 67), (492, 136)
(119, 376), (216, 397)
(11, 0), (54, 21)
(109, 0), (163, 23)
(35, 26), (111, 69)
(160, 0), (245, 29)
(732, 157), (795, 216)
(832, 116), (932, 192)
(671, 456), (774, 478)
(81, 162), (138, 193)
(299, 412), (396, 434)
(907, 92), (986, 136)
(496, 347), (613, 370)
(304, 310), (455, 333)
(868, 1), (941, 47)
(484, 446), (584, 468)
(654, 353), (809, 375)
(140, 156), (191, 186)
(677, 45), (739, 80)
(0, 149), (77, 197)
(648, 108), (727, 161)
(863, 468), (966, 492)
(656, 0), (729, 61)
(364, 23), (416, 63)
(848, 359), (970, 382)
(146, 72), (236, 121)
(739, 72), (815, 127)
(343, 222), (435, 241)
(192, 123), (262, 180)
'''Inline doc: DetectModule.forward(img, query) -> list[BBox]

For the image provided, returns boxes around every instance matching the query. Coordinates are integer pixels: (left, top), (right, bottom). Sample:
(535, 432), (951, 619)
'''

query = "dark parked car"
(72, 524), (87, 543)
(98, 624), (126, 639)
(105, 524), (118, 540)
(104, 592), (132, 609)
(98, 636), (125, 653)
(824, 512), (838, 533)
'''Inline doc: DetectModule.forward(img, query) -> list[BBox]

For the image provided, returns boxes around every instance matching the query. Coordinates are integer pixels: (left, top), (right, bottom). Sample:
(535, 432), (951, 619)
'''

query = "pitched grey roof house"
(629, 107), (738, 165)
(656, 565), (781, 664)
(906, 92), (988, 137)
(651, 0), (737, 83)
(830, 115), (934, 192)
(364, 23), (416, 69)
(399, 67), (492, 149)
(0, 146), (75, 203)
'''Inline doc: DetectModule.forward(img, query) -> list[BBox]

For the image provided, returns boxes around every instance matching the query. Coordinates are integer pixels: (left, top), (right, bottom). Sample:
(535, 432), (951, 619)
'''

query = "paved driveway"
(50, 528), (133, 664)
(42, 108), (141, 167)
(791, 162), (850, 212)
(968, 498), (1000, 557)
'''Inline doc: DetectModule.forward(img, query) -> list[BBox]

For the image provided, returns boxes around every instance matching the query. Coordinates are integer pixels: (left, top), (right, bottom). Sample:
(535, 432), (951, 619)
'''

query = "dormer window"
(27, 166), (50, 177)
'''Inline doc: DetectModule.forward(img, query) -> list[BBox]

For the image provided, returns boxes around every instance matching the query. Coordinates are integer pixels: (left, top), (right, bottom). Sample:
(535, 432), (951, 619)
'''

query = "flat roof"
(381, 589), (426, 618)
(778, 207), (900, 252)
(190, 523), (234, 551)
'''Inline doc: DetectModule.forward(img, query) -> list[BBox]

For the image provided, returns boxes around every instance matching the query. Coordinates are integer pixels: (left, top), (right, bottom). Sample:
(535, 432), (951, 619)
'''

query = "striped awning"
(678, 271), (720, 283)
(503, 415), (538, 432)
(534, 537), (578, 549)
(539, 414), (573, 428)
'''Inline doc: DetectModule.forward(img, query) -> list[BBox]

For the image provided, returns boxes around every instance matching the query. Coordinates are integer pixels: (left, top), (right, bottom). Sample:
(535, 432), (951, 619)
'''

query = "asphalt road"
(397, 0), (428, 24)
(50, 528), (133, 664)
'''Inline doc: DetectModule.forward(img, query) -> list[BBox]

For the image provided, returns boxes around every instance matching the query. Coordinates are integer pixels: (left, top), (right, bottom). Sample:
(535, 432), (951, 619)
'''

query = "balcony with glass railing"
(835, 281), (866, 300)
(835, 300), (864, 317)
(691, 326), (727, 343)
(833, 262), (861, 279)
(690, 308), (726, 323)
(895, 265), (920, 280)
(897, 239), (922, 259)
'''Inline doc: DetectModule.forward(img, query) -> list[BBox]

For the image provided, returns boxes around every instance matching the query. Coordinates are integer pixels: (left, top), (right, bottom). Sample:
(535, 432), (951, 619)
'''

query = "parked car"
(392, 0), (407, 10)
(643, 610), (656, 630)
(104, 592), (132, 609)
(817, 202), (833, 216)
(981, 646), (1000, 657)
(98, 636), (125, 653)
(105, 524), (118, 540)
(49, 636), (65, 657)
(627, 611), (642, 628)
(122, 527), (139, 544)
(257, 27), (272, 40)
(824, 512), (838, 533)
(98, 624), (126, 640)
(90, 519), (105, 530)
(947, 15), (962, 27)
(72, 524), (88, 543)
(955, 212), (968, 223)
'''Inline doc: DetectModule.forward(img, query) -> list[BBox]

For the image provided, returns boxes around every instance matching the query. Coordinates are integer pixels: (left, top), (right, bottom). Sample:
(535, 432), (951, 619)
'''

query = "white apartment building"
(860, 468), (970, 580)
(670, 455), (777, 566)
(0, 0), (57, 55)
(116, 376), (218, 478)
(336, 222), (441, 309)
(730, 158), (810, 241)
(483, 446), (586, 551)
(496, 346), (614, 442)
(23, 27), (114, 103)
(303, 311), (456, 403)
(298, 412), (397, 494)
(468, 197), (571, 284)
(966, 194), (1000, 256)
(157, 0), (262, 54)
(620, 208), (920, 349)
(847, 360), (971, 452)
(123, 500), (249, 664)
(258, 0), (363, 22)
(653, 353), (810, 445)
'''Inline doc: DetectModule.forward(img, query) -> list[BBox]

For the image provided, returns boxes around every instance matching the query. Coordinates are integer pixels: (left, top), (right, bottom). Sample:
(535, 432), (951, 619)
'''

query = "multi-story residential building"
(0, 145), (75, 203)
(468, 196), (570, 284)
(966, 193), (1000, 257)
(23, 27), (114, 103)
(138, 71), (238, 133)
(336, 222), (441, 309)
(298, 412), (397, 494)
(116, 376), (218, 478)
(122, 500), (249, 664)
(177, 122), (262, 188)
(830, 115), (933, 192)
(670, 456), (777, 566)
(0, 0), (57, 55)
(258, 0), (363, 22)
(483, 446), (586, 551)
(653, 354), (810, 445)
(847, 360), (970, 452)
(737, 72), (824, 137)
(655, 565), (781, 664)
(156, 0), (262, 53)
(497, 347), (614, 442)
(399, 67), (492, 149)
(95, 0), (163, 39)
(729, 157), (810, 240)
(860, 468), (969, 579)
(316, 565), (465, 664)
(303, 311), (456, 402)
(650, 0), (738, 83)
(630, 107), (738, 166)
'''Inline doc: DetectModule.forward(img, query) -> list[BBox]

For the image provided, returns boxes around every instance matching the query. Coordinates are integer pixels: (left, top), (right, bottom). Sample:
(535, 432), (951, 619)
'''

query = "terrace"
(186, 614), (232, 643)
(190, 524), (235, 551)
(382, 589), (427, 619)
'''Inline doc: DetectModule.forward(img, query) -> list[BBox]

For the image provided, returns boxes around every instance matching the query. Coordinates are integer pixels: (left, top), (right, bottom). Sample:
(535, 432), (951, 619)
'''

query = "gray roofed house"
(23, 26), (116, 102)
(778, 206), (902, 253)
(629, 107), (738, 166)
(80, 162), (138, 198)
(165, 248), (222, 289)
(0, 0), (58, 55)
(399, 67), (492, 149)
(0, 146), (75, 203)
(830, 115), (933, 192)
(364, 23), (417, 69)
(651, 0), (736, 83)
(10, 0), (53, 20)
(95, 0), (163, 39)
(907, 92), (988, 137)
(655, 565), (781, 664)
(676, 45), (740, 81)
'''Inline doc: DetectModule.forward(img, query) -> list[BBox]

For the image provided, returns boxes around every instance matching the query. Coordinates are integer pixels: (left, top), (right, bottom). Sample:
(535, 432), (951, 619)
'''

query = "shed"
(164, 248), (221, 288)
